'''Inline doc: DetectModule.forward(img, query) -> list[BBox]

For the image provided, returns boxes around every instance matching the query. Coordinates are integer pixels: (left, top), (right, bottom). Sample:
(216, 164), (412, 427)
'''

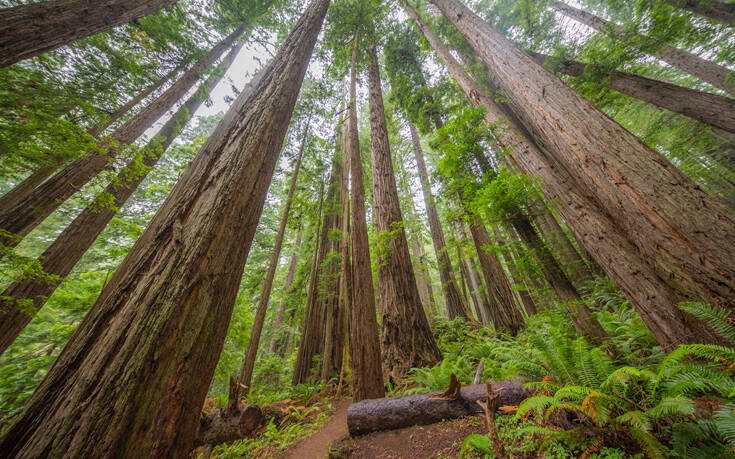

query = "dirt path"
(277, 398), (351, 459)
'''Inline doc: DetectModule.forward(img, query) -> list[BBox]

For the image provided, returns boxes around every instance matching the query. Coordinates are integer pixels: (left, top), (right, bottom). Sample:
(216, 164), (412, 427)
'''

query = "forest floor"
(276, 398), (351, 459)
(330, 415), (488, 458)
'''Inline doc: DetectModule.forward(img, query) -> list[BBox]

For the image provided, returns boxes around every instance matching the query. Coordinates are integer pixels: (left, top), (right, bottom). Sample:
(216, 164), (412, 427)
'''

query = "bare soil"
(330, 415), (487, 458)
(276, 399), (351, 459)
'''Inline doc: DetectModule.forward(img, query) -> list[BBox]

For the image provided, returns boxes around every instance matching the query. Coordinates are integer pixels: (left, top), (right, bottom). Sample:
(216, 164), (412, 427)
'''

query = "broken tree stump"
(346, 379), (529, 436)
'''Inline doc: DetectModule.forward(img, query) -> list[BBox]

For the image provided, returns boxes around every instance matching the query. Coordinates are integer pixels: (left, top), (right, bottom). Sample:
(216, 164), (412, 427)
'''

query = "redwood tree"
(268, 231), (304, 354)
(552, 1), (735, 95)
(0, 22), (249, 252)
(0, 40), (245, 357)
(367, 41), (440, 381)
(404, 0), (718, 347)
(238, 119), (310, 396)
(347, 32), (384, 401)
(0, 0), (179, 67)
(408, 121), (469, 320)
(429, 0), (735, 329)
(0, 0), (328, 454)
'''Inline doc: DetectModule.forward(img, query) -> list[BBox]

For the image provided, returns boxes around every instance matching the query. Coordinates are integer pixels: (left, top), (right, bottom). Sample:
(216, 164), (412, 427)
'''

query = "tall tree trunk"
(410, 228), (436, 315)
(368, 42), (441, 382)
(664, 0), (735, 24)
(268, 232), (303, 354)
(0, 65), (180, 213)
(0, 41), (244, 357)
(0, 0), (179, 67)
(452, 219), (491, 324)
(0, 0), (327, 455)
(527, 51), (735, 134)
(408, 122), (469, 319)
(511, 214), (608, 344)
(532, 202), (596, 287)
(404, 0), (716, 346)
(0, 23), (249, 252)
(429, 0), (735, 325)
(491, 226), (537, 315)
(461, 202), (525, 334)
(552, 1), (735, 94)
(347, 32), (384, 402)
(292, 145), (343, 385)
(333, 132), (352, 382)
(238, 119), (310, 397)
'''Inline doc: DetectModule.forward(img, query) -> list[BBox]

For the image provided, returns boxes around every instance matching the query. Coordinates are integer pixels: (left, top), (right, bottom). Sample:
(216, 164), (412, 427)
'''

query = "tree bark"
(408, 122), (470, 320)
(347, 32), (384, 402)
(0, 41), (244, 358)
(551, 1), (735, 94)
(453, 220), (491, 324)
(347, 380), (530, 436)
(511, 214), (608, 344)
(532, 202), (596, 287)
(0, 65), (180, 214)
(268, 232), (303, 354)
(238, 119), (309, 397)
(368, 42), (441, 382)
(0, 0), (179, 67)
(0, 0), (327, 455)
(462, 206), (525, 335)
(527, 51), (735, 134)
(292, 144), (343, 385)
(491, 226), (537, 315)
(0, 23), (249, 252)
(664, 0), (735, 24)
(429, 0), (735, 323)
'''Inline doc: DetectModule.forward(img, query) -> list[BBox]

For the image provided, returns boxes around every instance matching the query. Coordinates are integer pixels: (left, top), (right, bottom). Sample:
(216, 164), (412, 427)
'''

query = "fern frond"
(616, 410), (652, 432)
(714, 404), (735, 446)
(646, 396), (695, 420)
(516, 395), (554, 420)
(630, 426), (668, 459)
(679, 302), (735, 344)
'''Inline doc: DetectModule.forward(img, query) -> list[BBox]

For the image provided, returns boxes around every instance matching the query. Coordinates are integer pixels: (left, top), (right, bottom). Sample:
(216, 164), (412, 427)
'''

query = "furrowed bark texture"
(408, 122), (469, 320)
(0, 42), (243, 358)
(292, 147), (343, 385)
(405, 1), (716, 347)
(0, 0), (179, 67)
(0, 0), (327, 455)
(0, 65), (179, 214)
(527, 52), (735, 134)
(333, 129), (352, 382)
(348, 33), (384, 401)
(430, 0), (735, 322)
(0, 23), (248, 251)
(552, 1), (735, 94)
(368, 42), (441, 381)
(239, 120), (309, 396)
(665, 0), (735, 24)
(269, 232), (303, 354)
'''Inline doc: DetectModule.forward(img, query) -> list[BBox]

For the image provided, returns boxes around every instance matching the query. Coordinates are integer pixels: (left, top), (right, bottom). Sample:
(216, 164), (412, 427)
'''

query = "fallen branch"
(347, 378), (530, 436)
(477, 379), (508, 459)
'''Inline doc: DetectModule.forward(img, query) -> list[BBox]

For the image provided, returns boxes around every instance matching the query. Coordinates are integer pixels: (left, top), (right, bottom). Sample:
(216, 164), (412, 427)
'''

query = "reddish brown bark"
(347, 32), (384, 401)
(268, 232), (303, 354)
(527, 52), (735, 134)
(0, 23), (249, 252)
(368, 42), (441, 381)
(404, 1), (717, 347)
(552, 1), (735, 94)
(292, 144), (343, 385)
(0, 41), (244, 358)
(0, 0), (179, 67)
(429, 0), (735, 327)
(0, 0), (327, 455)
(238, 119), (309, 396)
(491, 226), (537, 316)
(408, 122), (469, 320)
(665, 0), (735, 24)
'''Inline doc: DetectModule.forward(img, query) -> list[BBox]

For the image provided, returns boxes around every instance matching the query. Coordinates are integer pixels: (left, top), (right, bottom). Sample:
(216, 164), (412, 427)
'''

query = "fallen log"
(347, 379), (530, 436)
(194, 403), (264, 447)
